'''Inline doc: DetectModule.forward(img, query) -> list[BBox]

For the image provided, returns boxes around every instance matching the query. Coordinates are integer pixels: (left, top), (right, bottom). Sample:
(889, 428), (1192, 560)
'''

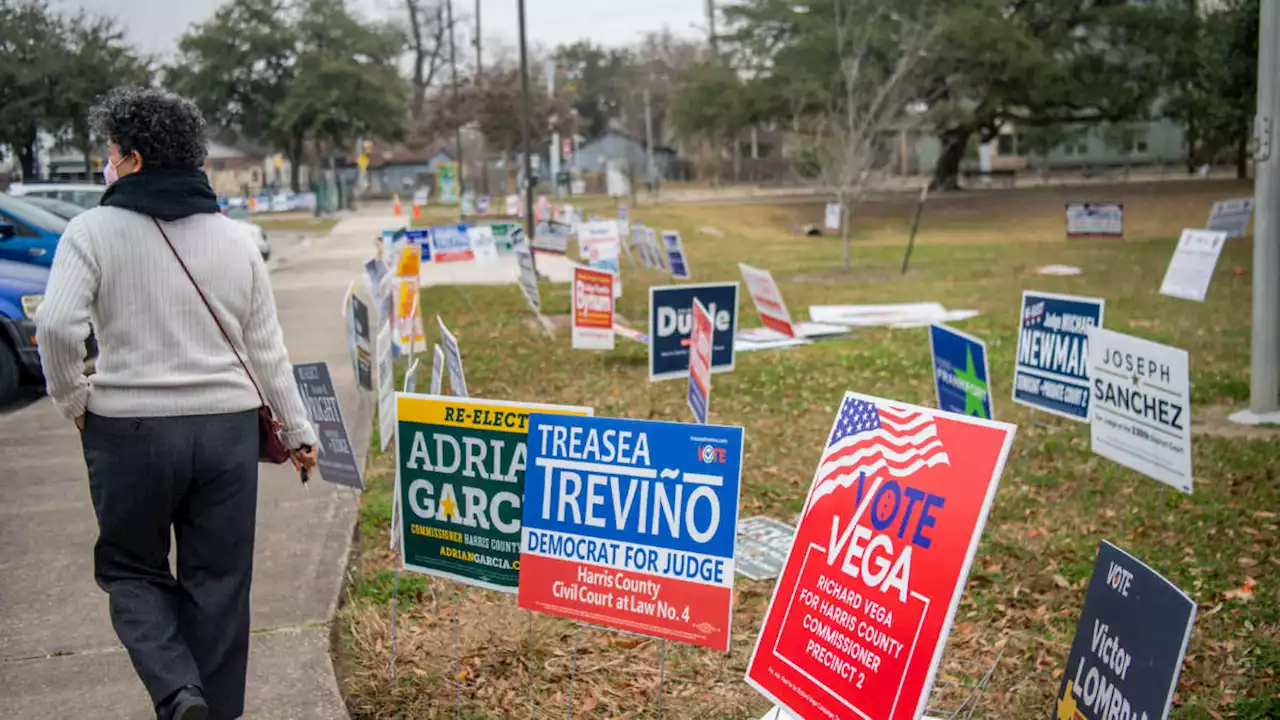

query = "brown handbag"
(153, 218), (292, 464)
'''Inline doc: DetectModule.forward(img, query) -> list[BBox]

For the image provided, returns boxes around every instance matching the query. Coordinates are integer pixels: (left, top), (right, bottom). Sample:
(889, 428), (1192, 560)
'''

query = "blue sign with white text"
(662, 231), (690, 279)
(1056, 541), (1195, 720)
(1013, 291), (1104, 421)
(929, 324), (993, 419)
(648, 283), (738, 382)
(406, 228), (432, 262)
(522, 414), (744, 559)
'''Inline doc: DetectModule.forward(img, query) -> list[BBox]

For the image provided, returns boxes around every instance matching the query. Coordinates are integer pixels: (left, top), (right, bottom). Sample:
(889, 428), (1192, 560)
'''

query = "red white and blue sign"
(687, 298), (714, 424)
(648, 282), (739, 382)
(746, 392), (1015, 720)
(662, 231), (691, 279)
(1013, 291), (1105, 421)
(519, 414), (744, 651)
(431, 225), (475, 262)
(928, 324), (993, 419)
(406, 228), (432, 262)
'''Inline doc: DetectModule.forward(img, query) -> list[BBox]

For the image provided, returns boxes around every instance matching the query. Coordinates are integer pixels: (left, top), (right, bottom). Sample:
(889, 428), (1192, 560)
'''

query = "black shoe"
(158, 685), (208, 720)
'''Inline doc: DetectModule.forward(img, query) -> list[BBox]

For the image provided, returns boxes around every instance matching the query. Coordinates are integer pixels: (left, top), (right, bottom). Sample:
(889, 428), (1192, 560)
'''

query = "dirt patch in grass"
(335, 179), (1278, 719)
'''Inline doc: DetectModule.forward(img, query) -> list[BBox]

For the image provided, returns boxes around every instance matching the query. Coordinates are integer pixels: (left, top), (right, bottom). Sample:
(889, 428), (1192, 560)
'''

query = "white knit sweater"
(35, 207), (317, 449)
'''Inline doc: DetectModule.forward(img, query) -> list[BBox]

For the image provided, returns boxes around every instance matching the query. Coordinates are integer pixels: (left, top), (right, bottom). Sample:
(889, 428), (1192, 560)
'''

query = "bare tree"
(405, 0), (449, 119)
(794, 0), (939, 271)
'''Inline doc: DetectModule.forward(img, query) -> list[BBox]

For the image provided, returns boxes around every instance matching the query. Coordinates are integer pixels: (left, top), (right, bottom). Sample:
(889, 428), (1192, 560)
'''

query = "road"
(0, 222), (375, 719)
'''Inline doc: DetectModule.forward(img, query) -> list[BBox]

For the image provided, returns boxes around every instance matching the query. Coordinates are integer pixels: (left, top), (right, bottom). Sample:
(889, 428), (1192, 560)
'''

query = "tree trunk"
(18, 126), (38, 180)
(287, 133), (305, 193)
(1236, 125), (1250, 180)
(839, 189), (851, 272)
(930, 127), (970, 191)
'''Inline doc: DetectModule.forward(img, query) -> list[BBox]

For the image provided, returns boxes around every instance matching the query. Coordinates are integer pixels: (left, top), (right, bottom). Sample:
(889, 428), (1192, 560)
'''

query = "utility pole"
(706, 0), (717, 57)
(1237, 0), (1280, 423)
(447, 0), (465, 205)
(474, 0), (482, 77)
(643, 87), (656, 192)
(517, 0), (538, 275)
(474, 0), (487, 195)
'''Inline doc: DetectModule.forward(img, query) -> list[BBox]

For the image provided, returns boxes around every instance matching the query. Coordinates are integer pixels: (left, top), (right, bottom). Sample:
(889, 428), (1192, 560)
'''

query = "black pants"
(82, 410), (258, 720)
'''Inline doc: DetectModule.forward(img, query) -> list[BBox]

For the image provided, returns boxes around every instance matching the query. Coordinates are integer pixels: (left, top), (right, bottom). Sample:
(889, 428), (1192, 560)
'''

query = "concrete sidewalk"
(0, 224), (377, 718)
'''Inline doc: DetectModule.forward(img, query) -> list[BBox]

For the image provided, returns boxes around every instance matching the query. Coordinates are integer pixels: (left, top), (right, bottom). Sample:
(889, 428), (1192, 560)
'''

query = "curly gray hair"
(90, 87), (208, 169)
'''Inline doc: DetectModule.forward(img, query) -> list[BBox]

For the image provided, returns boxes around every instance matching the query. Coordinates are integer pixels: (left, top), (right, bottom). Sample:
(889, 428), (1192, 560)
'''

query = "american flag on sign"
(803, 396), (951, 516)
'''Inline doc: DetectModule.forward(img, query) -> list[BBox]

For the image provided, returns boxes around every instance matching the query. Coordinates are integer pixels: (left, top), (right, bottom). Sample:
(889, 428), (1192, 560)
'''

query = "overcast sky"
(49, 0), (707, 58)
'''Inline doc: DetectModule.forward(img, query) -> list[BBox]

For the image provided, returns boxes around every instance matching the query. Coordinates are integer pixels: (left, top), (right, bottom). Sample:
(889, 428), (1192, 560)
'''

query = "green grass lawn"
(253, 215), (340, 234)
(336, 181), (1278, 719)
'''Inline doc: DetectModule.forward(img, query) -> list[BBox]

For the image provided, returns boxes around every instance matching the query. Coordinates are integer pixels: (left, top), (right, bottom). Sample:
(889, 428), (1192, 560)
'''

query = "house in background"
(564, 131), (682, 182)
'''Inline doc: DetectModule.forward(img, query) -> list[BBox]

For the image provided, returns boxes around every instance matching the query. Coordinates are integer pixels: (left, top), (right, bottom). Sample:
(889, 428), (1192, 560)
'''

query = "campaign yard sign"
(350, 294), (373, 391)
(572, 267), (615, 350)
(825, 203), (842, 231)
(516, 246), (542, 314)
(1013, 291), (1105, 421)
(739, 263), (796, 337)
(294, 363), (364, 490)
(1087, 328), (1192, 494)
(431, 344), (444, 395)
(662, 231), (691, 279)
(505, 194), (520, 217)
(518, 414), (745, 651)
(1067, 202), (1124, 239)
(377, 324), (395, 451)
(431, 225), (475, 262)
(1159, 229), (1228, 302)
(476, 195), (491, 215)
(578, 220), (621, 261)
(406, 228), (433, 263)
(489, 222), (523, 254)
(929, 324), (993, 419)
(646, 227), (668, 272)
(1206, 197), (1254, 237)
(745, 392), (1016, 720)
(735, 516), (797, 581)
(533, 221), (571, 254)
(649, 283), (739, 382)
(437, 317), (469, 398)
(1056, 541), (1196, 720)
(395, 394), (592, 591)
(467, 225), (499, 264)
(588, 241), (623, 299)
(687, 298), (714, 424)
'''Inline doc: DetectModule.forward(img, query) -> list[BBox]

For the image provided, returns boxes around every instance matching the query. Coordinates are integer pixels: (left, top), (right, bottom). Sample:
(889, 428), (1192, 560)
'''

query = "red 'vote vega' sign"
(745, 392), (1015, 720)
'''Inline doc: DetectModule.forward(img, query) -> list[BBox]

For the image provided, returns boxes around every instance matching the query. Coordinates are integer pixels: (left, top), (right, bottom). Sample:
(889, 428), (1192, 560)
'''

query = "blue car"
(0, 258), (50, 401)
(0, 193), (68, 267)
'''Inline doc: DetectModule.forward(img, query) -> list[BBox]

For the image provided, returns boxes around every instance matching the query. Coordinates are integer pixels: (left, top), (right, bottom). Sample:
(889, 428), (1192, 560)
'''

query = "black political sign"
(1056, 541), (1195, 720)
(293, 362), (365, 490)
(350, 295), (373, 391)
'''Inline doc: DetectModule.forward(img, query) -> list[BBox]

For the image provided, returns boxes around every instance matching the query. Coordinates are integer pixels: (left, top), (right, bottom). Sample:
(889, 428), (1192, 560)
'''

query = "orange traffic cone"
(412, 201), (421, 219)
(393, 192), (402, 217)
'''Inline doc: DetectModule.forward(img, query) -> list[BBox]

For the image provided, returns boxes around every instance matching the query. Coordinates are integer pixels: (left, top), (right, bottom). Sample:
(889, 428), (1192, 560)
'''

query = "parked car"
(5, 184), (271, 261)
(17, 195), (88, 221)
(0, 194), (68, 267)
(8, 182), (106, 209)
(0, 259), (51, 402)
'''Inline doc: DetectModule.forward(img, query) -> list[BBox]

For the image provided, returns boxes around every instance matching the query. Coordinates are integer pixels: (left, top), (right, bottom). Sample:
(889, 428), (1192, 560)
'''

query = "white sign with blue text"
(663, 231), (690, 279)
(1087, 327), (1192, 493)
(1013, 291), (1105, 421)
(518, 414), (744, 651)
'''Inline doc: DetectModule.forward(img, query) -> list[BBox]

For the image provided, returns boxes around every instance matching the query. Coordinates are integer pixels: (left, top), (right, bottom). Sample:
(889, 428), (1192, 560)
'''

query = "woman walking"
(35, 87), (318, 720)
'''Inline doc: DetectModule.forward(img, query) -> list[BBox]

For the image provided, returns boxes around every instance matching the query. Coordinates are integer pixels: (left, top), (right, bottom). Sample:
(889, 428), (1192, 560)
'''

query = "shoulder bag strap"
(152, 217), (268, 407)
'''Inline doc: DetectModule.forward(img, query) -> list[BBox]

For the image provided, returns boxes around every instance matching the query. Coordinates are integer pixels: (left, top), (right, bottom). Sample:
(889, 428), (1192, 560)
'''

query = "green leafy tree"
(554, 41), (630, 139)
(669, 62), (757, 183)
(168, 0), (303, 187)
(0, 1), (145, 180)
(1162, 0), (1258, 178)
